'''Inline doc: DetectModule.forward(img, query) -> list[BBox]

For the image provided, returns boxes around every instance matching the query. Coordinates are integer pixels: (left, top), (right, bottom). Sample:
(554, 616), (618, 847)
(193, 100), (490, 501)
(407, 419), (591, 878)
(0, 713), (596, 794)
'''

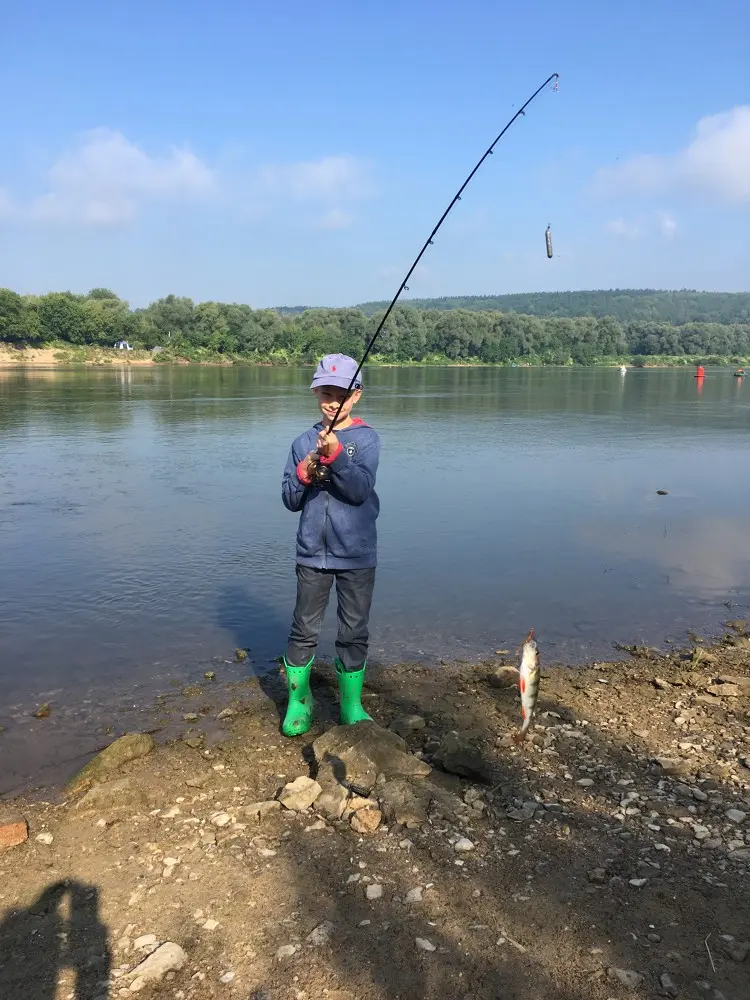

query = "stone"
(588, 868), (607, 884)
(607, 967), (644, 989)
(488, 665), (519, 689)
(219, 971), (235, 984)
(577, 778), (595, 787)
(378, 778), (431, 829)
(134, 934), (158, 951)
(304, 819), (327, 832)
(276, 945), (297, 961)
(654, 757), (686, 776)
(307, 921), (335, 946)
(726, 941), (749, 962)
(629, 878), (647, 887)
(415, 938), (436, 952)
(659, 972), (678, 997)
(454, 837), (475, 852)
(185, 772), (212, 788)
(202, 919), (220, 931)
(434, 732), (492, 782)
(726, 809), (746, 824)
(316, 784), (349, 821)
(0, 810), (28, 852)
(350, 808), (382, 835)
(278, 776), (323, 812)
(404, 887), (423, 904)
(313, 721), (431, 795)
(239, 801), (282, 823)
(365, 884), (383, 900)
(35, 832), (54, 845)
(75, 778), (150, 813)
(125, 943), (187, 986)
(388, 715), (426, 739)
(68, 733), (154, 791)
(210, 812), (232, 827)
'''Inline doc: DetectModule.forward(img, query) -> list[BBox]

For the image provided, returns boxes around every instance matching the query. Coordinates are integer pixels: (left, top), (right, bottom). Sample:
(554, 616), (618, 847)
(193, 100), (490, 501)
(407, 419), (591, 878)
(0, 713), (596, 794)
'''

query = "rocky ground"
(1, 627), (750, 1000)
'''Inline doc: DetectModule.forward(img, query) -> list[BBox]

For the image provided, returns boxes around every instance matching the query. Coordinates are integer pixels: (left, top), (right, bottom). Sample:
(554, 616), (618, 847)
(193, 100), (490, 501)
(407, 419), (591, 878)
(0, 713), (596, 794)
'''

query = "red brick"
(0, 810), (29, 851)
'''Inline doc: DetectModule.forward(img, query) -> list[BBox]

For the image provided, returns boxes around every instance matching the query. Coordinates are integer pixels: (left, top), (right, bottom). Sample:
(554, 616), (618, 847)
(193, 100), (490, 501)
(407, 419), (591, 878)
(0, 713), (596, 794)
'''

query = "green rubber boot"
(335, 658), (373, 725)
(281, 656), (315, 737)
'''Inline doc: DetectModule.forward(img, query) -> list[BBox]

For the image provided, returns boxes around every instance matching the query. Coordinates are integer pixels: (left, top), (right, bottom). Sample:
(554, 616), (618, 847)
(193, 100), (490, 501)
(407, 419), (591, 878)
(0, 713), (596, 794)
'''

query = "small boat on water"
(619, 365), (628, 374)
(734, 368), (745, 377)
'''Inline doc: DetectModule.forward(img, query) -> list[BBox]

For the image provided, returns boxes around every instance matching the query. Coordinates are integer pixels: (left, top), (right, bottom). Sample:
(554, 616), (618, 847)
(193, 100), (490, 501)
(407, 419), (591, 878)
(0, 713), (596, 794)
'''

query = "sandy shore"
(1, 631), (749, 1000)
(0, 345), (157, 366)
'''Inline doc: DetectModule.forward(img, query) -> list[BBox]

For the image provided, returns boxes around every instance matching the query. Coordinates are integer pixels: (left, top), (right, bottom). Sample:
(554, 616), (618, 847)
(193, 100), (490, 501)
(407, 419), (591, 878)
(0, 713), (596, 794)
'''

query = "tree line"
(1, 287), (749, 364)
(353, 289), (750, 324)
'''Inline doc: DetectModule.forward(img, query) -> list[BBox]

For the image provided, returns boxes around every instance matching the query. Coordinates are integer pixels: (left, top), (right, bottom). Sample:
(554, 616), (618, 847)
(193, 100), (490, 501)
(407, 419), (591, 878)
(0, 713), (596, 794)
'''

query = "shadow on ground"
(0, 880), (110, 1000)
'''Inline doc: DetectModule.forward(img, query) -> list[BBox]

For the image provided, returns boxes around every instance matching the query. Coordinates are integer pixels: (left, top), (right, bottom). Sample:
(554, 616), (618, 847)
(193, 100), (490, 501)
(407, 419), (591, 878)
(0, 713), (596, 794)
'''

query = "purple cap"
(310, 353), (363, 391)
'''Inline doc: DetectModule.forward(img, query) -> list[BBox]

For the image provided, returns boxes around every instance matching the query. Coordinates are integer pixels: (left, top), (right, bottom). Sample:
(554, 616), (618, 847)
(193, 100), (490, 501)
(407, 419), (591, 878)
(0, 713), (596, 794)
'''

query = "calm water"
(1, 364), (749, 790)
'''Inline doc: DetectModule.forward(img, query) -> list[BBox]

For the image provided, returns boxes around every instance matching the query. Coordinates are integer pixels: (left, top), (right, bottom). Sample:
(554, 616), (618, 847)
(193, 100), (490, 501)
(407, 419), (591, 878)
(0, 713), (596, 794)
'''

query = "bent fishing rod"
(311, 70), (559, 479)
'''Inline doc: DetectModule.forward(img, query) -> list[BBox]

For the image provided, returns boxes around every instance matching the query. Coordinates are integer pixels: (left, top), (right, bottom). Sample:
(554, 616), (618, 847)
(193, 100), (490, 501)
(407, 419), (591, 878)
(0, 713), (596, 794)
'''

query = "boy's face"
(314, 385), (361, 425)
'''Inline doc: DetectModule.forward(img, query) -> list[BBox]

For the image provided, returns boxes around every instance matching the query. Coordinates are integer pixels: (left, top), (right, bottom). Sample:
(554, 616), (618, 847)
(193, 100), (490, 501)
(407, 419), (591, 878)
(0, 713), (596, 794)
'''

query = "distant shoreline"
(2, 343), (748, 370)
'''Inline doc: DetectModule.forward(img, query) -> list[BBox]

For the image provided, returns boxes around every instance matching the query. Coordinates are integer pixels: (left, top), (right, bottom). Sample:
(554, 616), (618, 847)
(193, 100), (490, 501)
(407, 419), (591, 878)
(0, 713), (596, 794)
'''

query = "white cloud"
(0, 133), (376, 231)
(3, 129), (216, 226)
(605, 217), (641, 239)
(595, 105), (750, 205)
(604, 211), (678, 241)
(317, 208), (355, 230)
(254, 155), (374, 203)
(657, 211), (678, 238)
(0, 187), (15, 220)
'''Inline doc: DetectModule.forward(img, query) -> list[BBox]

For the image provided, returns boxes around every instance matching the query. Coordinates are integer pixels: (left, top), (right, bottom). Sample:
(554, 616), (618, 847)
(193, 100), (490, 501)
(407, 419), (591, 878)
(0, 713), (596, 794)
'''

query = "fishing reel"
(310, 457), (332, 485)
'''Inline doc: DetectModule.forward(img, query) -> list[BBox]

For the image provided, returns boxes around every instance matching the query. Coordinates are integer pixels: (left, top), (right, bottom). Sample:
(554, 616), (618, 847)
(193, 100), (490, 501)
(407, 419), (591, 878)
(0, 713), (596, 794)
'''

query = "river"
(1, 363), (748, 792)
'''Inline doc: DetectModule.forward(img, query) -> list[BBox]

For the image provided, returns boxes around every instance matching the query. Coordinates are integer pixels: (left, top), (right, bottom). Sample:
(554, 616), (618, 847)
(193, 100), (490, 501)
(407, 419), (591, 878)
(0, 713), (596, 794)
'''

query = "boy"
(280, 353), (380, 737)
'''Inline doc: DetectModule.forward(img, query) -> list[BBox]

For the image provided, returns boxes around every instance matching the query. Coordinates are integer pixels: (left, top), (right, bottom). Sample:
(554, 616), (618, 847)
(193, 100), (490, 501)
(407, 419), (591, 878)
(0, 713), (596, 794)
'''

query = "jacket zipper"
(322, 491), (329, 569)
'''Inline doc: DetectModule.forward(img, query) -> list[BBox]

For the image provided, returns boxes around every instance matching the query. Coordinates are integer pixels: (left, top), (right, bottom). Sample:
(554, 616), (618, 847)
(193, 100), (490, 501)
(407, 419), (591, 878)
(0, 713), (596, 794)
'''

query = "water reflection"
(0, 365), (748, 710)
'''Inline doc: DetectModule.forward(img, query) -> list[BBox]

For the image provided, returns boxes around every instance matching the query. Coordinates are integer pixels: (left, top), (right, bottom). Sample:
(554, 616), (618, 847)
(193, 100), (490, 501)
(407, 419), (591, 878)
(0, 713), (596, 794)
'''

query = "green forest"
(351, 289), (750, 323)
(1, 286), (749, 366)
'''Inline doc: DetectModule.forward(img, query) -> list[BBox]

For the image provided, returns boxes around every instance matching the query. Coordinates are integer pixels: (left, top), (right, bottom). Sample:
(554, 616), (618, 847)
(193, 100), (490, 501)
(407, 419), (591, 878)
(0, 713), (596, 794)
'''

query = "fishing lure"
(309, 72), (560, 480)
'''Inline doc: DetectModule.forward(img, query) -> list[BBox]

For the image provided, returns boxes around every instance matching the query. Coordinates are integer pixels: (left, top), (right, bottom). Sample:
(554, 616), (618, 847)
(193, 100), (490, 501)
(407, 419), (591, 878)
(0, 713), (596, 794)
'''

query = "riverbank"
(2, 630), (749, 1000)
(2, 342), (748, 369)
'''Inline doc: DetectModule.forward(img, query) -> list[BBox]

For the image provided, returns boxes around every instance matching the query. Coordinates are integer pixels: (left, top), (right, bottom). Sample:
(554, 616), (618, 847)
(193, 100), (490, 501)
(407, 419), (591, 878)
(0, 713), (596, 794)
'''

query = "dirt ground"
(1, 629), (749, 1000)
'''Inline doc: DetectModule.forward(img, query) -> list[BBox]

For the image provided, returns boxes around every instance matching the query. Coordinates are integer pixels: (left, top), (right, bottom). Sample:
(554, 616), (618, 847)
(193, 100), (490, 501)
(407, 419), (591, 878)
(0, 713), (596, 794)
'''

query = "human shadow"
(274, 653), (750, 1000)
(0, 879), (111, 1000)
(216, 582), (342, 732)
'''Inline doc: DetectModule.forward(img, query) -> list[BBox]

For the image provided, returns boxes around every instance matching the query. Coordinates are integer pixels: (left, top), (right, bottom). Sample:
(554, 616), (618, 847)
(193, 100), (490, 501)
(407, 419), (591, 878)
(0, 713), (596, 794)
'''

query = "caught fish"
(512, 628), (540, 743)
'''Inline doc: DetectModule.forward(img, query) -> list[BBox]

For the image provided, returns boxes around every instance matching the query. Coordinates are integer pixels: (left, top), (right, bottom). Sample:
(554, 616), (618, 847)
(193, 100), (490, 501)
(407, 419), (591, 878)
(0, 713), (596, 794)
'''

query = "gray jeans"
(286, 564), (376, 671)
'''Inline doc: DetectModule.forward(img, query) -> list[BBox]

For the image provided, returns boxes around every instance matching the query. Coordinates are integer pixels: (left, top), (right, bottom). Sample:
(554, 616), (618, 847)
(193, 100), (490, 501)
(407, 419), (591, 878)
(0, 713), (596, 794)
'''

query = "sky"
(1, 0), (748, 309)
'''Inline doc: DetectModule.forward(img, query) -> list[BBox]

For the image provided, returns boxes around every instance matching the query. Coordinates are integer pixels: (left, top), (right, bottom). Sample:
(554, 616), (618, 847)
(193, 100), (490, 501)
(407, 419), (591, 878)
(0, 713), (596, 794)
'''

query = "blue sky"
(1, 0), (748, 308)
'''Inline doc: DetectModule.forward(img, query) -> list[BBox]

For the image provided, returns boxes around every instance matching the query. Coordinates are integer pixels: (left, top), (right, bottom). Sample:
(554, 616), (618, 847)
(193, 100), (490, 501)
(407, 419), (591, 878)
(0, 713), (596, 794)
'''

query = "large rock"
(316, 784), (350, 820)
(238, 801), (282, 823)
(126, 942), (187, 986)
(278, 776), (322, 812)
(313, 721), (431, 795)
(379, 778), (431, 829)
(0, 809), (28, 852)
(75, 777), (151, 812)
(433, 731), (493, 783)
(487, 666), (519, 689)
(68, 733), (155, 792)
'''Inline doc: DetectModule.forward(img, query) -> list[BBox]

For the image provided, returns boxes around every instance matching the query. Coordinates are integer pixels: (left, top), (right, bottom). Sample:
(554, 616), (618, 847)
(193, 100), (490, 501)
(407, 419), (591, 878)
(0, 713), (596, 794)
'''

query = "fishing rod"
(311, 70), (559, 482)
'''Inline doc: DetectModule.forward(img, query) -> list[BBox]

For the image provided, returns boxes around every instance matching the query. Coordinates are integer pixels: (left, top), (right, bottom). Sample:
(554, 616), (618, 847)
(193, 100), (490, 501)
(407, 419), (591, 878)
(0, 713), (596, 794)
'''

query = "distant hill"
(344, 289), (750, 325)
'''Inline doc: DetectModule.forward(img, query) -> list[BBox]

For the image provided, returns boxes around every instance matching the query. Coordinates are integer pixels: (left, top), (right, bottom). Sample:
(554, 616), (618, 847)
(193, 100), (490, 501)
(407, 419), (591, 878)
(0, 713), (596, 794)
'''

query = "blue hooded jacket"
(282, 418), (380, 570)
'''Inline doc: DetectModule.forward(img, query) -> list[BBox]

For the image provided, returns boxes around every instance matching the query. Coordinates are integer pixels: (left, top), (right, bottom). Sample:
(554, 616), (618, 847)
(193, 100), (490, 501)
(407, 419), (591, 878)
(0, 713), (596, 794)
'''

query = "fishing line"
(312, 71), (559, 481)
